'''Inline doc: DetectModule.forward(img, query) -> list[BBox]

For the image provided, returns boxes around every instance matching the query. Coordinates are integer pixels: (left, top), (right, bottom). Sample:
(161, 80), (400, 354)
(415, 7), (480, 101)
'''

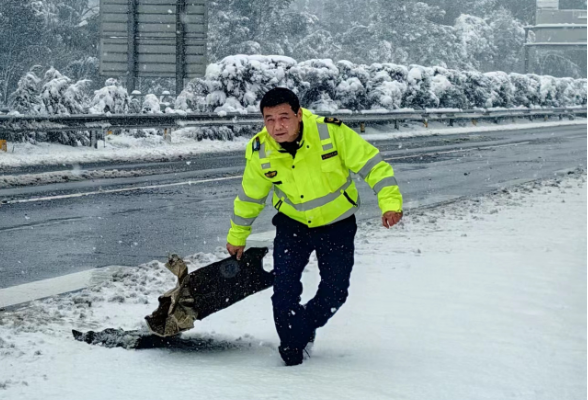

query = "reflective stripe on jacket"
(227, 108), (402, 246)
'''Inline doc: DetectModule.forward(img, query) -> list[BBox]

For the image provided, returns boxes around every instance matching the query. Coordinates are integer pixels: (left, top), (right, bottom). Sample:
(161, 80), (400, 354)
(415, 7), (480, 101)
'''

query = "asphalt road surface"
(0, 124), (585, 289)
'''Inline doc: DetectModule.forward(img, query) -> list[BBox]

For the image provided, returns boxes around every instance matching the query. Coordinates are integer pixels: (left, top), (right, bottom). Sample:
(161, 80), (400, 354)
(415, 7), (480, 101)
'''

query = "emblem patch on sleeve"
(321, 151), (338, 160)
(264, 171), (278, 178)
(324, 117), (342, 126)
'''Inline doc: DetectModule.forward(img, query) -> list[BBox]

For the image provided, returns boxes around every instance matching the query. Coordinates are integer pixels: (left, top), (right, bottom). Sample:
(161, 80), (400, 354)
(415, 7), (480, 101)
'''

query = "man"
(226, 87), (402, 366)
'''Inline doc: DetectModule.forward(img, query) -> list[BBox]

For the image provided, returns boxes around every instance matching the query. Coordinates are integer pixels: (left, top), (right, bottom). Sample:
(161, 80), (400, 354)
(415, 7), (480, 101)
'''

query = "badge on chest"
(321, 151), (338, 160)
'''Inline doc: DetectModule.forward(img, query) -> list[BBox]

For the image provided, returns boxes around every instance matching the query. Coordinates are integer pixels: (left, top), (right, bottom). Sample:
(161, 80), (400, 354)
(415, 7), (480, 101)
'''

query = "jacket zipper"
(343, 191), (358, 207)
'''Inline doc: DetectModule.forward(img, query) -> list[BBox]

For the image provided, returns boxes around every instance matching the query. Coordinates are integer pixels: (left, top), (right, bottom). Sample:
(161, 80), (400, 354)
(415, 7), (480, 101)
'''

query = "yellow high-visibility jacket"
(227, 108), (402, 246)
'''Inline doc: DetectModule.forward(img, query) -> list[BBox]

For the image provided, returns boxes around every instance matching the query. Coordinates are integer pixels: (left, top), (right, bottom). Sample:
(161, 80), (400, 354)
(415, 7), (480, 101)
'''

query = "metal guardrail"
(0, 107), (585, 137)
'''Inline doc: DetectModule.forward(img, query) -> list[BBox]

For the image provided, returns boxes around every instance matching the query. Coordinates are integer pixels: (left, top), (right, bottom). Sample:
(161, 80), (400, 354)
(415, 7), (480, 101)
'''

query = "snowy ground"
(0, 165), (178, 188)
(0, 173), (586, 399)
(0, 118), (585, 169)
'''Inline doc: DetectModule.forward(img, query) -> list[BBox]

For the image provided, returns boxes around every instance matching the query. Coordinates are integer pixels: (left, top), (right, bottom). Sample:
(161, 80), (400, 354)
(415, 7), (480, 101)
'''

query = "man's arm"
(226, 156), (272, 258)
(331, 122), (403, 222)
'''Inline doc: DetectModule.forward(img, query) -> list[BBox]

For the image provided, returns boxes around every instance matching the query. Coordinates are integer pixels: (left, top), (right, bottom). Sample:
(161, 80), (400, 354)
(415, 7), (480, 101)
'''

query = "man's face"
(262, 103), (302, 143)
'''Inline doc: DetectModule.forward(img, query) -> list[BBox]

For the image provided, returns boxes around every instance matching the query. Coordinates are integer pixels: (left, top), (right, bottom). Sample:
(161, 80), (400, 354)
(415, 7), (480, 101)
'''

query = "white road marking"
(0, 267), (120, 309)
(3, 134), (582, 205)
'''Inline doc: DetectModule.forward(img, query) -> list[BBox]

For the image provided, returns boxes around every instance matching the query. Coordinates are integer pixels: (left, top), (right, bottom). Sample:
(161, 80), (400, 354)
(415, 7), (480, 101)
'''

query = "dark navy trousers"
(271, 212), (357, 349)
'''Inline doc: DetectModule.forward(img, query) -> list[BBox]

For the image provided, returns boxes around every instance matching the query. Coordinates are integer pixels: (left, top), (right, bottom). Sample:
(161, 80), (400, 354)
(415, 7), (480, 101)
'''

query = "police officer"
(226, 87), (403, 366)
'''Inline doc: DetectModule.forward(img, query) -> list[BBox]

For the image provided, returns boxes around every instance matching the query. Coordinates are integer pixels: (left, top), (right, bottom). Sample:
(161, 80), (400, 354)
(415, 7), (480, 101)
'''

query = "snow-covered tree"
(535, 75), (559, 107)
(208, 0), (317, 61)
(8, 71), (44, 114)
(141, 94), (162, 114)
(293, 30), (339, 62)
(484, 71), (515, 108)
(365, 64), (408, 110)
(39, 67), (91, 115)
(402, 65), (439, 109)
(454, 14), (496, 71)
(487, 8), (525, 73)
(463, 71), (493, 108)
(175, 79), (211, 112)
(292, 59), (340, 108)
(0, 1), (51, 104)
(509, 73), (540, 107)
(89, 79), (130, 114)
(573, 79), (587, 106)
(180, 55), (586, 114)
(554, 77), (577, 107)
(0, 0), (98, 103)
(432, 67), (468, 109)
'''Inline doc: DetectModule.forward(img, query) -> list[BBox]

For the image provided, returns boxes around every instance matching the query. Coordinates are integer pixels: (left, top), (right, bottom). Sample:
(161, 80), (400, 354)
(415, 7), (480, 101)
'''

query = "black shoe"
(279, 345), (304, 366)
(304, 330), (316, 356)
(307, 330), (316, 344)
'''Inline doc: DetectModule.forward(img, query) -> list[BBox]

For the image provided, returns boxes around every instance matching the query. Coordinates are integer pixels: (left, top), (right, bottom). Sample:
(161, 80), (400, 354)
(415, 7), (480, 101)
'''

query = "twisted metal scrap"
(145, 254), (199, 337)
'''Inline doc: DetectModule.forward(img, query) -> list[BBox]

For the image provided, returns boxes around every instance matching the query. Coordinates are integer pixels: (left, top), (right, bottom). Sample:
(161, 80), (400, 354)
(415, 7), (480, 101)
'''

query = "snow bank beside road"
(0, 132), (251, 170)
(0, 172), (585, 399)
(0, 118), (585, 170)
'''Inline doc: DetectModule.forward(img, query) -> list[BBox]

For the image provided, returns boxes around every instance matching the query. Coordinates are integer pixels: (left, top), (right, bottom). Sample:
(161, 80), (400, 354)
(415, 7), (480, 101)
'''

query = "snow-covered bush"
(364, 64), (408, 110)
(206, 55), (298, 113)
(175, 78), (214, 112)
(574, 79), (587, 106)
(178, 55), (586, 115)
(141, 94), (162, 114)
(402, 65), (439, 109)
(536, 75), (558, 107)
(9, 67), (94, 145)
(39, 67), (94, 146)
(8, 72), (44, 115)
(40, 67), (91, 115)
(89, 80), (130, 114)
(554, 77), (576, 107)
(333, 61), (371, 111)
(463, 71), (493, 108)
(175, 124), (261, 141)
(7, 55), (587, 147)
(484, 71), (515, 108)
(431, 67), (468, 109)
(335, 77), (366, 111)
(509, 73), (540, 107)
(290, 59), (340, 110)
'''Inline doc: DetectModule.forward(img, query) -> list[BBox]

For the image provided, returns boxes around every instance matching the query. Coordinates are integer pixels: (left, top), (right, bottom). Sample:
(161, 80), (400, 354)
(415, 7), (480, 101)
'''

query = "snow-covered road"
(1, 123), (585, 289)
(1, 173), (585, 399)
(1, 119), (584, 172)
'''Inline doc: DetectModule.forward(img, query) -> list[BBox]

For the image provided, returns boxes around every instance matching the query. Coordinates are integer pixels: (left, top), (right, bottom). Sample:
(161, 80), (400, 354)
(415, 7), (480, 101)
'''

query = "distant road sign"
(524, 5), (587, 77)
(537, 0), (559, 10)
(99, 0), (208, 93)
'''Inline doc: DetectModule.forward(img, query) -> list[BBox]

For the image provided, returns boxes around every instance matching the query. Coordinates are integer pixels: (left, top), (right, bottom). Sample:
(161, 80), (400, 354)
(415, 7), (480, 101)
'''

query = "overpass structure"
(524, 0), (587, 77)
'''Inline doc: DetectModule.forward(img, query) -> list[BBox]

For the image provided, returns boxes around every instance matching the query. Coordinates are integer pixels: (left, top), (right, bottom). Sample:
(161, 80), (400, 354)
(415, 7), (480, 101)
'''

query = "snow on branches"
(177, 55), (587, 113)
(6, 57), (587, 146)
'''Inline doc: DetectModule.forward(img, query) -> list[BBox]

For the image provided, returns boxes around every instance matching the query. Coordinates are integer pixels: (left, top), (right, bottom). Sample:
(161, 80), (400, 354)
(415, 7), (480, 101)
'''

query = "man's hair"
(259, 87), (300, 115)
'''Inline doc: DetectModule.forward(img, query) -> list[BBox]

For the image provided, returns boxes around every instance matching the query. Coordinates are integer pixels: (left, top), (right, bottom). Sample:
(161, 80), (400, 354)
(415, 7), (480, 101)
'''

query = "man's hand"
(382, 211), (403, 229)
(226, 243), (245, 260)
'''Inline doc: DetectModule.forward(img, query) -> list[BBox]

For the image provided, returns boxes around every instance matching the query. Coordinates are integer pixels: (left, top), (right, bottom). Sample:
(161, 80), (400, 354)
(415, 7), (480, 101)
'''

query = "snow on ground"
(0, 129), (252, 170)
(360, 118), (585, 142)
(0, 119), (585, 170)
(0, 166), (177, 188)
(0, 173), (586, 399)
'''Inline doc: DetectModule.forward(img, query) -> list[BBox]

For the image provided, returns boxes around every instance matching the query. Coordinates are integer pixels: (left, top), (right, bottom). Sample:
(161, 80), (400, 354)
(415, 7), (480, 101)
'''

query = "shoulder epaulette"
(252, 137), (261, 152)
(324, 117), (342, 126)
